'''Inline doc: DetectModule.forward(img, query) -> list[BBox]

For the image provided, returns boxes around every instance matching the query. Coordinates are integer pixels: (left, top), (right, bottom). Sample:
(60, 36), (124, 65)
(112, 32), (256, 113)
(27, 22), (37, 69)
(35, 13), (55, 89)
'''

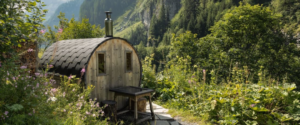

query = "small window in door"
(126, 52), (132, 72)
(98, 53), (105, 74)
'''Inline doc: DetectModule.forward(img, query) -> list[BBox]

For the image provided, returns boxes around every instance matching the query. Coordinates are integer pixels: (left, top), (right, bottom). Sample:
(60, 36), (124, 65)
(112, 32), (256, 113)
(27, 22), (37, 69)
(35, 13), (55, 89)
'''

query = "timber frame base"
(114, 93), (155, 124)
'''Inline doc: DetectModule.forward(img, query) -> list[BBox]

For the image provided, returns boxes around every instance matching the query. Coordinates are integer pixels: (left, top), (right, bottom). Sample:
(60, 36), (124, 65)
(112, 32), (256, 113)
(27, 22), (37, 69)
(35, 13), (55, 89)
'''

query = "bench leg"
(134, 96), (138, 123)
(129, 98), (132, 110)
(149, 95), (155, 120)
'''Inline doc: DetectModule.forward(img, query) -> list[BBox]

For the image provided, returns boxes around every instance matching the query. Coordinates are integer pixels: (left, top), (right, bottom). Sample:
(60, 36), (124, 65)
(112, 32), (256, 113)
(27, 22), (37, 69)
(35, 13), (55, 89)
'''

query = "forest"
(1, 0), (300, 124)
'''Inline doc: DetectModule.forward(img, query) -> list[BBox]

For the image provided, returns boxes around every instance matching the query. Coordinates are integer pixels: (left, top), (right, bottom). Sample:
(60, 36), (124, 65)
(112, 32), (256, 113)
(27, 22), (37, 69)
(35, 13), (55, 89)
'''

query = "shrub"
(0, 56), (108, 124)
(142, 55), (300, 124)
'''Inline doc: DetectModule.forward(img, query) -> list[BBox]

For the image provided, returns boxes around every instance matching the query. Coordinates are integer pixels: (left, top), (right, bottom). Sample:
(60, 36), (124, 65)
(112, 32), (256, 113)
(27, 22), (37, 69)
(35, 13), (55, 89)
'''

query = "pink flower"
(92, 114), (96, 117)
(40, 29), (46, 34)
(251, 104), (256, 107)
(68, 75), (72, 80)
(28, 113), (32, 116)
(203, 69), (206, 73)
(27, 48), (33, 52)
(51, 88), (58, 93)
(35, 73), (40, 76)
(86, 111), (90, 115)
(81, 68), (85, 73)
(58, 28), (63, 33)
(4, 111), (8, 115)
(63, 109), (66, 112)
(36, 83), (39, 88)
(20, 66), (27, 69)
(48, 65), (53, 68)
(188, 80), (191, 84)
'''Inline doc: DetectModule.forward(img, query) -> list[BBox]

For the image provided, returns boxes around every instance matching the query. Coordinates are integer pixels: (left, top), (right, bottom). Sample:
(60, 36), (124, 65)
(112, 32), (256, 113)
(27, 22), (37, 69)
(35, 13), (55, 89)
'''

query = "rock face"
(140, 0), (181, 29)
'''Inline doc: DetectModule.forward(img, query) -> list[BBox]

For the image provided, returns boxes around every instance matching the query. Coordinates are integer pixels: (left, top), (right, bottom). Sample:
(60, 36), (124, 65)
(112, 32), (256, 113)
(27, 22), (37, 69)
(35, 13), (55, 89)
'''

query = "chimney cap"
(105, 11), (112, 14)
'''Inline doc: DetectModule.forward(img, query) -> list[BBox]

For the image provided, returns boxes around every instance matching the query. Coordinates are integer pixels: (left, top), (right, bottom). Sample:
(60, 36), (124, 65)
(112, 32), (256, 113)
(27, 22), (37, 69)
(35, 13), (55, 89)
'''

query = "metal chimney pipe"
(105, 11), (113, 37)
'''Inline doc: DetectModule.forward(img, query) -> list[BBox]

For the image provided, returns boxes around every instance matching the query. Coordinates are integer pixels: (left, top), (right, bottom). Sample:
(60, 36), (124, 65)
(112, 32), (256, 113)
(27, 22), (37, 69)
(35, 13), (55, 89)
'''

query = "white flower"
(50, 97), (57, 102)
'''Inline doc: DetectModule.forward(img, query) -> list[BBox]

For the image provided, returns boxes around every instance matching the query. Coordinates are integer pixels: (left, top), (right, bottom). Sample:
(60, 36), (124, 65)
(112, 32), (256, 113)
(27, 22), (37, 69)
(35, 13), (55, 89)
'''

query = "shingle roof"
(39, 37), (110, 77)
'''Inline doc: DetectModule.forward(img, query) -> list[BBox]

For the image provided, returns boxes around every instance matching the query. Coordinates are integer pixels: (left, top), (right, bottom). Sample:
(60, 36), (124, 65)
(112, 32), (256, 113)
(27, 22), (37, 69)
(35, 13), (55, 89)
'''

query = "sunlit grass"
(38, 48), (44, 58)
(114, 21), (143, 38)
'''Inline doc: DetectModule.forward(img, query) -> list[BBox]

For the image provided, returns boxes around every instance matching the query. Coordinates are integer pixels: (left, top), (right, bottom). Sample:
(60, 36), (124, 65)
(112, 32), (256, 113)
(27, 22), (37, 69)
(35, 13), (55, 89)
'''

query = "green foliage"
(41, 12), (104, 51)
(0, 0), (47, 60)
(142, 55), (300, 124)
(169, 3), (300, 84)
(271, 0), (300, 35)
(0, 57), (108, 124)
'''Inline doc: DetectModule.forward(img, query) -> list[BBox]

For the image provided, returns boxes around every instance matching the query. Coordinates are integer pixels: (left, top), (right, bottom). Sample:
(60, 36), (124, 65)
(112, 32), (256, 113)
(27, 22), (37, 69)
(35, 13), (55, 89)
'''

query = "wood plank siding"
(86, 39), (141, 110)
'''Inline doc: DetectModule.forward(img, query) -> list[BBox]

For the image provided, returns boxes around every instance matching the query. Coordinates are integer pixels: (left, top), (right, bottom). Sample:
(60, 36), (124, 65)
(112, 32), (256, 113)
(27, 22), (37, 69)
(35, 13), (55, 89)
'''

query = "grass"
(114, 21), (143, 38)
(155, 101), (208, 125)
(38, 48), (44, 58)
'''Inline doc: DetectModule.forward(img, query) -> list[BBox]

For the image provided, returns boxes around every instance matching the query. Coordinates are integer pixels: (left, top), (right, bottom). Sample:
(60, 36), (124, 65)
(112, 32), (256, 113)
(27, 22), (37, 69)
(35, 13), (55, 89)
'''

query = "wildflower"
(12, 77), (15, 80)
(63, 92), (66, 97)
(51, 88), (57, 93)
(58, 28), (63, 33)
(70, 111), (73, 114)
(7, 71), (9, 75)
(50, 79), (56, 84)
(15, 85), (17, 88)
(92, 114), (96, 117)
(86, 111), (90, 115)
(81, 68), (85, 73)
(68, 75), (72, 80)
(33, 109), (35, 114)
(81, 96), (83, 99)
(63, 109), (66, 112)
(35, 73), (40, 76)
(45, 92), (48, 95)
(40, 29), (46, 34)
(188, 80), (191, 84)
(20, 66), (27, 69)
(48, 65), (53, 68)
(250, 104), (256, 107)
(203, 69), (206, 73)
(72, 88), (75, 91)
(36, 83), (39, 88)
(28, 113), (32, 116)
(50, 97), (57, 102)
(4, 111), (8, 115)
(27, 48), (33, 52)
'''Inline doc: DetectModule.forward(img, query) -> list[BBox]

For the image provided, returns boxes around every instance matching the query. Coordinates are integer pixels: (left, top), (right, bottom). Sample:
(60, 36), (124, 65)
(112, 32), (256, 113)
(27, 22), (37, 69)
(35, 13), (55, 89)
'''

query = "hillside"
(43, 0), (84, 28)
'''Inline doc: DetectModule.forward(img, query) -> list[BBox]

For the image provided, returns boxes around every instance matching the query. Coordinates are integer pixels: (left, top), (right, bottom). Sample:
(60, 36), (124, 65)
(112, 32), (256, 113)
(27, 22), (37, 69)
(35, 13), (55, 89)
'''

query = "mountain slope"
(43, 0), (84, 28)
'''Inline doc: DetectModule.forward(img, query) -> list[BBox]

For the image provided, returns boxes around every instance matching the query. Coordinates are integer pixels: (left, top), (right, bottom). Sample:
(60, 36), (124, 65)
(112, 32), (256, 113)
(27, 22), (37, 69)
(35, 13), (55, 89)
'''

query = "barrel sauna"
(39, 37), (142, 110)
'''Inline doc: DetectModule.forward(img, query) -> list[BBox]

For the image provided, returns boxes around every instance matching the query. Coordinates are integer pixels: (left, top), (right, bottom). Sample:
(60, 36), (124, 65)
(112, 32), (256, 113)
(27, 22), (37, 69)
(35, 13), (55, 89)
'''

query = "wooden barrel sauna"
(39, 37), (142, 110)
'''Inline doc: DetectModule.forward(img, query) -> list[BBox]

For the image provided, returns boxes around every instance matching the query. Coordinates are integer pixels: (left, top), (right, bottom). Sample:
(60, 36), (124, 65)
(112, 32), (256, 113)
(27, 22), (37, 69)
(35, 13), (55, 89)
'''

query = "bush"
(142, 55), (300, 124)
(0, 56), (108, 124)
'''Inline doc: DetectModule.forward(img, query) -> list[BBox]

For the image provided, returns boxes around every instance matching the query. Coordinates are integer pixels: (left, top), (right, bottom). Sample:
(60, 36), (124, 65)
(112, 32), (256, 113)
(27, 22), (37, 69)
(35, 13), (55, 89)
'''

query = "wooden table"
(109, 86), (155, 124)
